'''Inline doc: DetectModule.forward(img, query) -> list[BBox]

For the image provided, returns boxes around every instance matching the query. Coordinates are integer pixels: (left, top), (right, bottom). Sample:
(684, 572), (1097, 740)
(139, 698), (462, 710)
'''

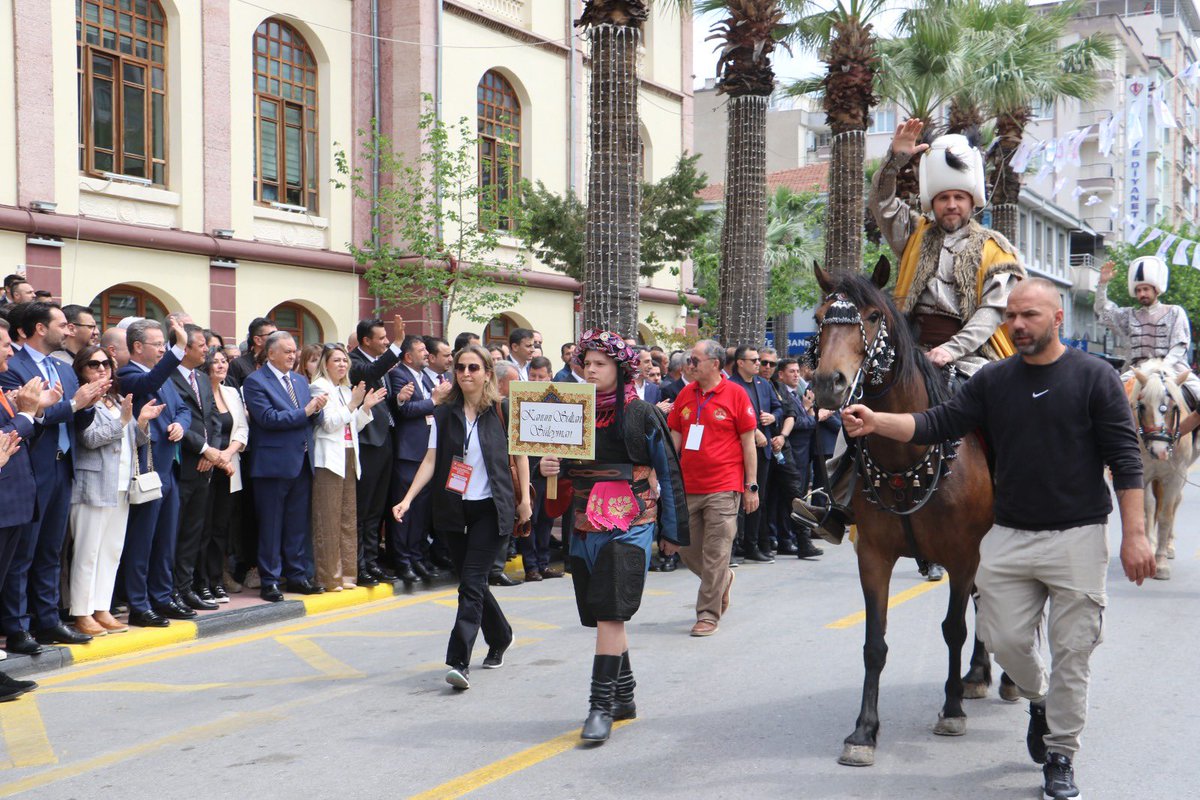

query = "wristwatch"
(745, 483), (759, 493)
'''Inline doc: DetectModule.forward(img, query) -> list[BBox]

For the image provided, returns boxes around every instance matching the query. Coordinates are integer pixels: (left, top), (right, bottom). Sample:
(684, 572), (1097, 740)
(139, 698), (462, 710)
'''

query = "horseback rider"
(1095, 255), (1200, 409)
(793, 118), (1025, 545)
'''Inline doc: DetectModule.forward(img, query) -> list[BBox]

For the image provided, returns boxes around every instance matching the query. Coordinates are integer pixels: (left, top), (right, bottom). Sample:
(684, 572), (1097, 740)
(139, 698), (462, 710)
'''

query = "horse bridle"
(1136, 371), (1182, 454)
(806, 292), (897, 408)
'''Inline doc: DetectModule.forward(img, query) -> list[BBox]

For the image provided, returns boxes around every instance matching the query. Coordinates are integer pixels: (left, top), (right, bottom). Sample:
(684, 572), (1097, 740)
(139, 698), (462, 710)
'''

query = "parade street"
(0, 479), (1194, 800)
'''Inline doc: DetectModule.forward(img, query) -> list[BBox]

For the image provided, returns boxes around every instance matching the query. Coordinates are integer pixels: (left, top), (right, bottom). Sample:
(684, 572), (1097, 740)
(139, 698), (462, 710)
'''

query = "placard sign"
(506, 381), (596, 461)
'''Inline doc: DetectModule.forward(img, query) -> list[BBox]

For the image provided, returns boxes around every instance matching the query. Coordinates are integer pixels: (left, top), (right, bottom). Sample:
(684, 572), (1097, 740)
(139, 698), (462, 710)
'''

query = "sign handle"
(547, 474), (558, 500)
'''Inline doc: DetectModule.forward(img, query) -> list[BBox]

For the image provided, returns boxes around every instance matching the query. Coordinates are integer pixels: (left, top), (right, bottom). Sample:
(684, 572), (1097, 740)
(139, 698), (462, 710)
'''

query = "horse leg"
(962, 590), (992, 699)
(839, 550), (895, 767)
(933, 570), (972, 736)
(1143, 477), (1160, 563)
(1154, 475), (1183, 580)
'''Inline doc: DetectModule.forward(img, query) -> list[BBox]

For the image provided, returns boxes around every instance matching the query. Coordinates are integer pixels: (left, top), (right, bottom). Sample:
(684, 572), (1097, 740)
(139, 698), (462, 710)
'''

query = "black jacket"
(349, 345), (400, 448)
(430, 401), (515, 536)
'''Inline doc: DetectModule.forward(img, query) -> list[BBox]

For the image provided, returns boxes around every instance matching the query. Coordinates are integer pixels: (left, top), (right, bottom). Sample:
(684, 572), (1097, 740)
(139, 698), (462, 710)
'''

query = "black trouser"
(202, 470), (236, 589)
(768, 444), (806, 547)
(388, 459), (430, 569)
(517, 474), (554, 572)
(356, 443), (390, 572)
(173, 474), (212, 592)
(445, 499), (512, 670)
(737, 451), (771, 552)
(491, 533), (512, 577)
(233, 468), (259, 577)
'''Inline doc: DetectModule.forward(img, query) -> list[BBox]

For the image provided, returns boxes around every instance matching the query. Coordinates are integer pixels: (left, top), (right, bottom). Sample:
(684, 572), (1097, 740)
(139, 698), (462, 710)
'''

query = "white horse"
(1129, 359), (1198, 580)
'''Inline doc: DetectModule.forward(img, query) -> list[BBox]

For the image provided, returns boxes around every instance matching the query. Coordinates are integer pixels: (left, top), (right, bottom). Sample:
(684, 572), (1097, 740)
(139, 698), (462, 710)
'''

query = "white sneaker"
(445, 667), (470, 690)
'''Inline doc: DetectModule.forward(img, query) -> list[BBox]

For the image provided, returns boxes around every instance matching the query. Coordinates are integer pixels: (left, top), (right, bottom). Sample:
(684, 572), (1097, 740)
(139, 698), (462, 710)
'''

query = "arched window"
(477, 70), (521, 230)
(254, 19), (318, 212)
(89, 284), (168, 331)
(484, 314), (520, 348)
(268, 302), (323, 348)
(76, 0), (168, 185)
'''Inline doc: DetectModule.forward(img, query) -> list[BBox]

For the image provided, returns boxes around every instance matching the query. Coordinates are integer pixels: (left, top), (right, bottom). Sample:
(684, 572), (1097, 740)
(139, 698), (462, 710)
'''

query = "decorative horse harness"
(1134, 370), (1184, 456)
(808, 292), (959, 517)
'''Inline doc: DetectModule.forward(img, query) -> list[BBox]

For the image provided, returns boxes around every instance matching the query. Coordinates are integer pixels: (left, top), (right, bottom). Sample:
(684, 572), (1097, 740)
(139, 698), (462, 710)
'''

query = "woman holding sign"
(392, 345), (532, 691)
(540, 329), (690, 743)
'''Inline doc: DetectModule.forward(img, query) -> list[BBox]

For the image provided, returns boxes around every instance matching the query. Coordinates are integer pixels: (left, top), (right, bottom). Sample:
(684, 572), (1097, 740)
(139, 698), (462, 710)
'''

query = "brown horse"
(808, 259), (995, 767)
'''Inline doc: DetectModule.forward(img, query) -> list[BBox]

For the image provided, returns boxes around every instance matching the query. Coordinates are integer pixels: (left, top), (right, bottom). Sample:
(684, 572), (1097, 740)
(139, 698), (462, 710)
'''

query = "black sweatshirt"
(911, 346), (1143, 531)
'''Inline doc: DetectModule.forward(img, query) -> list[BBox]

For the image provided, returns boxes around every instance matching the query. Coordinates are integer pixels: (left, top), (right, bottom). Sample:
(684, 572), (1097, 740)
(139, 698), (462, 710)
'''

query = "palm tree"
(699, 0), (795, 345)
(794, 0), (887, 274)
(969, 0), (1114, 241)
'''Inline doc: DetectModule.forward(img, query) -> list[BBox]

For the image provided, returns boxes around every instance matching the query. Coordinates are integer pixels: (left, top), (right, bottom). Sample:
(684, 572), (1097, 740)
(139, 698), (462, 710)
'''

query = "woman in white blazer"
(199, 348), (249, 603)
(310, 344), (386, 592)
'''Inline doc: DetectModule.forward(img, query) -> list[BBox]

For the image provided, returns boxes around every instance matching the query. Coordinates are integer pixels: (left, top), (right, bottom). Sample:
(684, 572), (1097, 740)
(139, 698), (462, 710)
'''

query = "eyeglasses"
(76, 323), (98, 331)
(687, 356), (715, 367)
(740, 357), (761, 364)
(455, 362), (483, 374)
(84, 360), (111, 370)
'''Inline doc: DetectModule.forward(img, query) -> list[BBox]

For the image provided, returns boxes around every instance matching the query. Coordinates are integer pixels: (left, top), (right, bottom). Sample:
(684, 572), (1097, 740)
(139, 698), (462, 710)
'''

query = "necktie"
(187, 370), (201, 404)
(283, 374), (299, 408)
(41, 358), (70, 454)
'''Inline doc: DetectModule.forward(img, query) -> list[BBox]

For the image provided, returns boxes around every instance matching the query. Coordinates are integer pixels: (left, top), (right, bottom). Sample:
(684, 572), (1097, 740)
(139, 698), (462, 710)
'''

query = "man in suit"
(0, 316), (48, 696)
(659, 352), (693, 403)
(423, 336), (453, 386)
(0, 303), (107, 650)
(387, 335), (451, 583)
(226, 317), (276, 390)
(241, 331), (327, 601)
(507, 327), (535, 380)
(729, 344), (782, 564)
(121, 318), (194, 627)
(50, 304), (99, 365)
(170, 325), (226, 611)
(633, 349), (661, 404)
(553, 343), (577, 382)
(768, 358), (822, 559)
(349, 316), (411, 586)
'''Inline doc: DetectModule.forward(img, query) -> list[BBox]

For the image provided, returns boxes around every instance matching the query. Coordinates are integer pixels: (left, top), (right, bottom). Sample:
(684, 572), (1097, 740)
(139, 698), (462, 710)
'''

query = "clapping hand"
(362, 386), (387, 410)
(138, 399), (165, 426)
(0, 430), (21, 470)
(432, 380), (453, 401)
(396, 382), (415, 403)
(15, 377), (43, 414)
(120, 393), (134, 425)
(38, 380), (63, 411)
(350, 381), (368, 407)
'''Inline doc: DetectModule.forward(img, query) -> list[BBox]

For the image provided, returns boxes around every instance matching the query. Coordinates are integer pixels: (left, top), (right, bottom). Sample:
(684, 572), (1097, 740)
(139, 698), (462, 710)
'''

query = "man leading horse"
(793, 118), (1026, 549)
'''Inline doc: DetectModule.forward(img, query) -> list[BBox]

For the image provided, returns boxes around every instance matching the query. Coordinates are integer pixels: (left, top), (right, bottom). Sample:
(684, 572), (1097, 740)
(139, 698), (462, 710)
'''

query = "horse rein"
(809, 292), (896, 412)
(1136, 370), (1183, 454)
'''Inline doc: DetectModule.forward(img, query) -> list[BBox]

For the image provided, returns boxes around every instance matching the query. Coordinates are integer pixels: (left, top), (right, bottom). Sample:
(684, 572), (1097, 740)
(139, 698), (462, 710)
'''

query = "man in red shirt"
(665, 340), (759, 636)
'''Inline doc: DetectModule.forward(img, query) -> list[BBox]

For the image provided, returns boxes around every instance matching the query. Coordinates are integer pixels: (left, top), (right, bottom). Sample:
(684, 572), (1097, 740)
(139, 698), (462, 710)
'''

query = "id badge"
(446, 457), (473, 495)
(685, 424), (705, 451)
(425, 415), (434, 426)
(344, 424), (353, 442)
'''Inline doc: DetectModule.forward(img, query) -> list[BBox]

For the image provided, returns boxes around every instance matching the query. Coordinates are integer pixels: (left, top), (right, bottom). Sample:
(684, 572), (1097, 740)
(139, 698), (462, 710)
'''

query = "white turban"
(918, 134), (987, 213)
(1128, 255), (1168, 296)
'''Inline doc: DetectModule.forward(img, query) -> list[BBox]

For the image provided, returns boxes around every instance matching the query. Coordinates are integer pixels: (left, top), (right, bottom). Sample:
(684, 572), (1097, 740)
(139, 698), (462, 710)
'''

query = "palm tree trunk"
(987, 108), (1028, 244)
(582, 22), (641, 336)
(718, 94), (769, 346)
(823, 129), (867, 273)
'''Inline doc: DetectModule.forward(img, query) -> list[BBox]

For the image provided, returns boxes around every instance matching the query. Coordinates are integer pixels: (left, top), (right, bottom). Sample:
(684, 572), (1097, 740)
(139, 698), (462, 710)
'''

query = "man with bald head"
(839, 278), (1155, 800)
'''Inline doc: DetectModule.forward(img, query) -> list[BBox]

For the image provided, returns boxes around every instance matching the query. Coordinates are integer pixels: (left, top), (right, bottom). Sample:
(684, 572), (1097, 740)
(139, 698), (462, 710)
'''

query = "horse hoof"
(999, 674), (1021, 703)
(1153, 561), (1171, 580)
(1167, 547), (1175, 560)
(933, 713), (967, 736)
(962, 681), (989, 700)
(838, 744), (875, 767)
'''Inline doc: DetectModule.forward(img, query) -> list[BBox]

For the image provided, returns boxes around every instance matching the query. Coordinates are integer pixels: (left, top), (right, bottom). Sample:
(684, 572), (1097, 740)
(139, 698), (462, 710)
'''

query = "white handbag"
(129, 435), (163, 505)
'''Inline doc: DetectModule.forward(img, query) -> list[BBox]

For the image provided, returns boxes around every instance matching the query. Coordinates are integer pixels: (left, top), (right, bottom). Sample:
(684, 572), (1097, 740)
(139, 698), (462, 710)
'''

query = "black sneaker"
(481, 643), (508, 669)
(1027, 701), (1048, 764)
(445, 667), (470, 690)
(1042, 752), (1080, 799)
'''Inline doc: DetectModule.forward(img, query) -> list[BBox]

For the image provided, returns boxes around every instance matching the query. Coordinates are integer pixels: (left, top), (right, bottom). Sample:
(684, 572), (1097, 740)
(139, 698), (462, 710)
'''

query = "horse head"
(808, 257), (899, 410)
(1130, 359), (1187, 461)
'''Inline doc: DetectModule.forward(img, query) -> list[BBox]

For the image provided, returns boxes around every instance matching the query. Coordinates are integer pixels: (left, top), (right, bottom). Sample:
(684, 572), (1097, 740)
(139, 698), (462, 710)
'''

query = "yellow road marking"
(294, 630), (445, 639)
(408, 721), (636, 800)
(299, 582), (396, 615)
(275, 636), (366, 679)
(825, 580), (946, 629)
(430, 600), (560, 631)
(0, 698), (56, 769)
(38, 589), (458, 687)
(68, 622), (198, 665)
(40, 675), (342, 694)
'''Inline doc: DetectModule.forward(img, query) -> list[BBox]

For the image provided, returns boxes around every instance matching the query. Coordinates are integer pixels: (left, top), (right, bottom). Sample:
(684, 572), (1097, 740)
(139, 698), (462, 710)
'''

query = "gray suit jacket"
(72, 400), (150, 507)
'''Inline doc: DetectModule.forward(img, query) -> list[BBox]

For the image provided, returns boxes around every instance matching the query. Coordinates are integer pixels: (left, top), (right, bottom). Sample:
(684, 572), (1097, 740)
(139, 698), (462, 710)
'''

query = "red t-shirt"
(667, 377), (756, 494)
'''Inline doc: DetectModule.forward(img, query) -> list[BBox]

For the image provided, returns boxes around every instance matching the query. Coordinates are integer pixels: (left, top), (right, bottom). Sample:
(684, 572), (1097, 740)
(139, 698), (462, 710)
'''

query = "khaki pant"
(678, 492), (740, 623)
(312, 450), (359, 591)
(976, 524), (1107, 758)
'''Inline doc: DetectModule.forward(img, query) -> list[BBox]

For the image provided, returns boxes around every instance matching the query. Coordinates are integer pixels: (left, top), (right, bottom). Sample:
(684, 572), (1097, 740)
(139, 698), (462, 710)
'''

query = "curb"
(0, 572), (461, 680)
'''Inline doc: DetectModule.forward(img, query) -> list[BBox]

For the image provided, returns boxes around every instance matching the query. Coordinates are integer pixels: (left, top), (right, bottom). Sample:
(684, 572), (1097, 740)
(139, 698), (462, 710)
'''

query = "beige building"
(0, 0), (696, 351)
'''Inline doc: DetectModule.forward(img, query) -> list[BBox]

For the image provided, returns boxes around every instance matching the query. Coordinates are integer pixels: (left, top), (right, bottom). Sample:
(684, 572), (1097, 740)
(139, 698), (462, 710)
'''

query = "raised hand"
(350, 381), (368, 407)
(390, 314), (406, 344)
(892, 118), (929, 159)
(1099, 260), (1115, 284)
(74, 377), (110, 409)
(169, 318), (187, 349)
(138, 399), (165, 424)
(120, 393), (134, 425)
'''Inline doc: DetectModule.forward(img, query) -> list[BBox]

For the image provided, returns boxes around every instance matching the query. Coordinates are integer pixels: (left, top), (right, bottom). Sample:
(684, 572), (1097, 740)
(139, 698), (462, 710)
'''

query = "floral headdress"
(573, 329), (639, 379)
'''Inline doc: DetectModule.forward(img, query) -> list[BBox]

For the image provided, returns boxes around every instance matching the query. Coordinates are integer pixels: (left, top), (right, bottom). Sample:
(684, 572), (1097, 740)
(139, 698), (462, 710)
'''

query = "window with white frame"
(867, 106), (897, 134)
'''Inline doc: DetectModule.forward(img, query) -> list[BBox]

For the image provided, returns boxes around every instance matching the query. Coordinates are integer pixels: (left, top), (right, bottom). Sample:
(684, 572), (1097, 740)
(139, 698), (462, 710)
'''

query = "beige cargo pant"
(975, 524), (1108, 759)
(678, 492), (740, 623)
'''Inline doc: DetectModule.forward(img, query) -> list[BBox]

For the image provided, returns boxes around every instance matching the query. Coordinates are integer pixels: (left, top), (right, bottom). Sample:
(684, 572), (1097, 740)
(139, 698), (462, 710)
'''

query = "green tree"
(335, 99), (525, 324)
(1098, 224), (1200, 339)
(517, 154), (709, 281)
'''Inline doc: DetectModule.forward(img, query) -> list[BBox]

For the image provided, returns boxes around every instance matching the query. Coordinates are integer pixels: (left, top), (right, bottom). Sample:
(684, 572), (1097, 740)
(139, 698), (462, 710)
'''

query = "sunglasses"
(455, 362), (483, 374)
(740, 357), (761, 363)
(687, 356), (714, 367)
(84, 360), (111, 370)
(761, 360), (777, 368)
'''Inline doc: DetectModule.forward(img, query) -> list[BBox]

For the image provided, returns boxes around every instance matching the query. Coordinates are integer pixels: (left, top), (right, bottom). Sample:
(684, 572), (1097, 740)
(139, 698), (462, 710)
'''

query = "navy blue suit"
(119, 352), (191, 613)
(729, 371), (783, 554)
(242, 365), (319, 586)
(784, 387), (816, 490)
(0, 347), (94, 634)
(660, 377), (687, 403)
(0, 399), (36, 605)
(552, 365), (573, 382)
(386, 365), (434, 570)
(638, 380), (661, 404)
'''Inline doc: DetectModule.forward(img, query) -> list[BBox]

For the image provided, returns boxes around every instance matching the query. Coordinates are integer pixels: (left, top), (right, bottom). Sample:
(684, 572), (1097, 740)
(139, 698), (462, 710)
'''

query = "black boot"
(581, 654), (622, 742)
(612, 651), (637, 721)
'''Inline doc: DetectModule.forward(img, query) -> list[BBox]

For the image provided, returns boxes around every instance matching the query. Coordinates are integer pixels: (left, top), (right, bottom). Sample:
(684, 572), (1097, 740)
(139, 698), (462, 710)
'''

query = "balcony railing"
(479, 0), (528, 24)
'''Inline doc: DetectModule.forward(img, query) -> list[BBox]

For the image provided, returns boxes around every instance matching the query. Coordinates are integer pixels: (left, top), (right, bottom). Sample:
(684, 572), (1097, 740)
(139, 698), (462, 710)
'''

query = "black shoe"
(411, 562), (437, 582)
(742, 547), (774, 564)
(128, 609), (169, 628)
(284, 579), (324, 595)
(430, 554), (455, 571)
(110, 603), (129, 615)
(154, 602), (197, 620)
(371, 566), (398, 582)
(581, 654), (622, 742)
(396, 566), (419, 583)
(613, 651), (637, 721)
(211, 585), (230, 603)
(797, 540), (824, 559)
(662, 554), (678, 572)
(777, 541), (799, 556)
(196, 586), (217, 604)
(260, 584), (284, 602)
(488, 573), (520, 587)
(4, 631), (43, 655)
(481, 641), (510, 669)
(445, 666), (470, 690)
(35, 624), (92, 646)
(0, 681), (31, 702)
(1027, 701), (1049, 764)
(180, 590), (218, 611)
(358, 572), (380, 587)
(0, 672), (37, 695)
(1042, 752), (1080, 800)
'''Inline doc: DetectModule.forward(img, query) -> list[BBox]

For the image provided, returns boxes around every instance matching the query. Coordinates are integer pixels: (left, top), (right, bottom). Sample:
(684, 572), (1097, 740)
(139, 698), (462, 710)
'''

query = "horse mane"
(827, 270), (950, 408)
(1130, 358), (1187, 411)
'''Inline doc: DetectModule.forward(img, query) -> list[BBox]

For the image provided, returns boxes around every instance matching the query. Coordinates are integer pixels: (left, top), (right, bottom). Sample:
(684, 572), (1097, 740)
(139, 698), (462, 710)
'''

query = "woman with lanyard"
(539, 330), (689, 743)
(310, 344), (386, 593)
(392, 344), (532, 690)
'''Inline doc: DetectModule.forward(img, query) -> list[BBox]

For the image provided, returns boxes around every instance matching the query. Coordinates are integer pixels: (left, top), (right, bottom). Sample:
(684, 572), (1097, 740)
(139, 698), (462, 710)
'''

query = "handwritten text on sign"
(520, 402), (584, 446)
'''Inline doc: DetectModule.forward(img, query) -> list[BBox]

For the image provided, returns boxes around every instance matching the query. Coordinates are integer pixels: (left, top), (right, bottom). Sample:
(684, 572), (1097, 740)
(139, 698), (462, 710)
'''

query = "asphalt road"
(0, 483), (1196, 800)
